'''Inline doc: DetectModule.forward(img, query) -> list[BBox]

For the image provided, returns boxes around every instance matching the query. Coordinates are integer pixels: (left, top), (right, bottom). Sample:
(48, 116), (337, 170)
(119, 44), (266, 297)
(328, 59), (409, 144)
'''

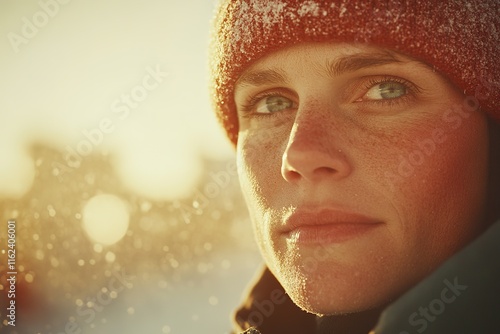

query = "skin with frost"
(234, 43), (489, 315)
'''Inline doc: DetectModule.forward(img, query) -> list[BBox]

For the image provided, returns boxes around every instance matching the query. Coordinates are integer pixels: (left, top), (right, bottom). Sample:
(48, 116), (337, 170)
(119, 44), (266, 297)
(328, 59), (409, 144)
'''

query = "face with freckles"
(233, 43), (489, 315)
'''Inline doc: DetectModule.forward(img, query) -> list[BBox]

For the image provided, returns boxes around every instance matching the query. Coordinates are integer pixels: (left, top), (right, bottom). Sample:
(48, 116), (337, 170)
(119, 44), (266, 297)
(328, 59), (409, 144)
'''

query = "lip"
(281, 208), (383, 245)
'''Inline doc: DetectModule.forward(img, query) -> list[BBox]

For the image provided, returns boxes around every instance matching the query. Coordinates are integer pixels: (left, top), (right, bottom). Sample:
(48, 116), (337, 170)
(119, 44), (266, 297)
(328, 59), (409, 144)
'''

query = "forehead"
(235, 43), (430, 88)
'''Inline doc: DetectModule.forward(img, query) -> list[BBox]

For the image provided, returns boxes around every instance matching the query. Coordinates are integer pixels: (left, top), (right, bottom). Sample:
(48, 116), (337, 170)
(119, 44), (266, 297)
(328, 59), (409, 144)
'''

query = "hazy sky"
(0, 4), (262, 333)
(0, 0), (233, 200)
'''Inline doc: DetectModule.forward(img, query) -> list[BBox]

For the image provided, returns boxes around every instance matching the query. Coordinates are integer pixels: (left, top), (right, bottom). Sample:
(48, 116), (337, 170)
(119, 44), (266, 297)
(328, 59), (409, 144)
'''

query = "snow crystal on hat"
(210, 0), (500, 145)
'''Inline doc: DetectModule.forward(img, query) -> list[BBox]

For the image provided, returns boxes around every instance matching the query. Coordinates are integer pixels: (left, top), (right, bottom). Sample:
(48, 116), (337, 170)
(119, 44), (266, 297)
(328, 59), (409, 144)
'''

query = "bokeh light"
(82, 194), (130, 245)
(0, 1), (260, 333)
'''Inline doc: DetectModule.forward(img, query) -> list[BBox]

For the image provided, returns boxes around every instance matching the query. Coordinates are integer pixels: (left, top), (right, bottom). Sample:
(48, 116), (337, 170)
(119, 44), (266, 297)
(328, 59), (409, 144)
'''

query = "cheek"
(370, 110), (489, 255)
(236, 132), (281, 235)
(236, 128), (287, 199)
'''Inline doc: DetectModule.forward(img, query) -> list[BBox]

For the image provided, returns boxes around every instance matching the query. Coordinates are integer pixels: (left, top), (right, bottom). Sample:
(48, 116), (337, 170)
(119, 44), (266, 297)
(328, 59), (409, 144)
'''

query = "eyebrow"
(236, 51), (409, 88)
(325, 52), (403, 77)
(236, 68), (289, 87)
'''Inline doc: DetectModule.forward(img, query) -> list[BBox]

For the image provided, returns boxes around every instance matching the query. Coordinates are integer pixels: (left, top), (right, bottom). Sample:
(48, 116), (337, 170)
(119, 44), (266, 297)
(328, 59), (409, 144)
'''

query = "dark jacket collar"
(234, 222), (500, 334)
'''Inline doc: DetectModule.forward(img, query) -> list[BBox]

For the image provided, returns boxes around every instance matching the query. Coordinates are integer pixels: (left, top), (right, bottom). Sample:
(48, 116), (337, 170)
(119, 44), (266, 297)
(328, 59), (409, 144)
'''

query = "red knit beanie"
(210, 0), (500, 145)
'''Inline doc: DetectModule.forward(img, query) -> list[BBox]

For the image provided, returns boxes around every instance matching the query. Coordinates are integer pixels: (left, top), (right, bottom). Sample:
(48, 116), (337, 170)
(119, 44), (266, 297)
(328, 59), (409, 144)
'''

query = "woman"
(209, 1), (500, 333)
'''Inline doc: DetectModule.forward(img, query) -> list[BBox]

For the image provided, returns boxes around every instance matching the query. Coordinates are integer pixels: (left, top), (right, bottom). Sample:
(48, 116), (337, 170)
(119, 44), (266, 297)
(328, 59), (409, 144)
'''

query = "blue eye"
(255, 96), (294, 114)
(365, 81), (408, 100)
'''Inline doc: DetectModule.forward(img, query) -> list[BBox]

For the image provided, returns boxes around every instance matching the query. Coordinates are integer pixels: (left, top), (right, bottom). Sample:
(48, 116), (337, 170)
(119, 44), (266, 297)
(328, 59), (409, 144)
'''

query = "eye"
(254, 95), (294, 114)
(363, 81), (408, 101)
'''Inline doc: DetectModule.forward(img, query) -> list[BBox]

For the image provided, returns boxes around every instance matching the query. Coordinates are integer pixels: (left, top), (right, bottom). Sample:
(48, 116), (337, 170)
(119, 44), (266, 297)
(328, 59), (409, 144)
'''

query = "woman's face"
(234, 43), (489, 315)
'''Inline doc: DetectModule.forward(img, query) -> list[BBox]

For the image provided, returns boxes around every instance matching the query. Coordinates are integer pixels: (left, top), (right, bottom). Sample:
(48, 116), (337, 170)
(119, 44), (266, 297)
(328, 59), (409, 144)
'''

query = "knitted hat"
(210, 0), (500, 145)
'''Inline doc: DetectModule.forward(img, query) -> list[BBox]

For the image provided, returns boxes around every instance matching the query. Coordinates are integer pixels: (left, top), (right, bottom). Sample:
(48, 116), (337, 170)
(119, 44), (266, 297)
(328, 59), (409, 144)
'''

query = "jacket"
(233, 221), (500, 334)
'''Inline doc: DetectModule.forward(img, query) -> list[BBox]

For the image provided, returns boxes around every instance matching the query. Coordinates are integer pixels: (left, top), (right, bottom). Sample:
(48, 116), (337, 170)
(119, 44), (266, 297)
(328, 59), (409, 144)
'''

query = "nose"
(281, 109), (352, 183)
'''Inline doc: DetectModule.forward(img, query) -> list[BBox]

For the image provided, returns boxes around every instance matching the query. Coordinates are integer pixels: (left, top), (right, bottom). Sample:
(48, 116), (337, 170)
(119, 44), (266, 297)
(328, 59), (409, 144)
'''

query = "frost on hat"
(209, 0), (500, 145)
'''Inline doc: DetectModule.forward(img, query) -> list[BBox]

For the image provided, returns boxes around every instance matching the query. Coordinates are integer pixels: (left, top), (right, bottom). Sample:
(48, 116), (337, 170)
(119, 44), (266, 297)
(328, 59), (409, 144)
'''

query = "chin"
(277, 265), (402, 316)
(289, 288), (387, 316)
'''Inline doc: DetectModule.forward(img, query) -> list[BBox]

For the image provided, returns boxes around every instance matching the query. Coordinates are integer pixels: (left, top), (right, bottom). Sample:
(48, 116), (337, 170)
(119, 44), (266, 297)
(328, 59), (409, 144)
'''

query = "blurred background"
(0, 1), (262, 333)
